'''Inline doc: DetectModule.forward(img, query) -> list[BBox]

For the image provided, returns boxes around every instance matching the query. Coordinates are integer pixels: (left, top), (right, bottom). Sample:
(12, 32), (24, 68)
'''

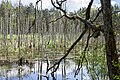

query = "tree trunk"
(101, 0), (119, 79)
(9, 11), (13, 44)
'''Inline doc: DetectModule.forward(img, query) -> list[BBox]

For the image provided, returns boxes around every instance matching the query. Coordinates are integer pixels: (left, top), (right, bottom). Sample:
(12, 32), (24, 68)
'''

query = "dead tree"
(44, 0), (119, 80)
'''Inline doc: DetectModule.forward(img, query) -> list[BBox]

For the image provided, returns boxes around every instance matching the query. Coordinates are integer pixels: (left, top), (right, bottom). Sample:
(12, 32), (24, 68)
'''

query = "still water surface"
(0, 59), (90, 80)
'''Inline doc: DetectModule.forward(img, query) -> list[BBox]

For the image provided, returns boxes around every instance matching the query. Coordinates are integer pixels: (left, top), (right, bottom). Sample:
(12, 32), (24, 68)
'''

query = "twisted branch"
(47, 0), (102, 75)
(74, 0), (94, 77)
(51, 0), (99, 31)
(74, 29), (91, 77)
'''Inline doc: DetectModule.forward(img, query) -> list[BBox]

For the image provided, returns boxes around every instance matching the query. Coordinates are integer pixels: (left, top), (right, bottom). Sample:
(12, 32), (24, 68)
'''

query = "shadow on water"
(0, 59), (90, 80)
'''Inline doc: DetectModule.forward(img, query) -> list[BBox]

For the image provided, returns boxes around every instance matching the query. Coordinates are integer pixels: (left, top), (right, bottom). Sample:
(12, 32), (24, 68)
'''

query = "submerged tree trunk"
(101, 0), (119, 79)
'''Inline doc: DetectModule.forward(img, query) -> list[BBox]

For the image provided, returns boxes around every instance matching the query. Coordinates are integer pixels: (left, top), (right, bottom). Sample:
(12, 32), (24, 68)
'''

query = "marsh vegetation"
(0, 0), (120, 80)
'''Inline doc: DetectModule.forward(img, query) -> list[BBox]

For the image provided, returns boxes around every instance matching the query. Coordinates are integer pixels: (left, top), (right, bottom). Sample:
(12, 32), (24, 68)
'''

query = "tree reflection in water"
(0, 59), (90, 80)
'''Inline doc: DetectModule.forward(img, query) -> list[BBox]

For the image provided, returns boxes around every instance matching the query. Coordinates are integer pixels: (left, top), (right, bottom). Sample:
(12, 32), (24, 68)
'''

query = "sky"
(0, 0), (119, 12)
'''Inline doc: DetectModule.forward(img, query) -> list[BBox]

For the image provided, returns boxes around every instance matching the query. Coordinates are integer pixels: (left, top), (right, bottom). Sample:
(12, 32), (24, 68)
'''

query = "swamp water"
(0, 59), (90, 80)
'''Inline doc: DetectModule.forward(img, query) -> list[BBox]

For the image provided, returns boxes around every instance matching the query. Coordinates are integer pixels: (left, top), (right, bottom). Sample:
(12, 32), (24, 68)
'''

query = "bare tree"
(4, 0), (9, 60)
(17, 0), (21, 59)
(9, 11), (13, 44)
(46, 0), (119, 80)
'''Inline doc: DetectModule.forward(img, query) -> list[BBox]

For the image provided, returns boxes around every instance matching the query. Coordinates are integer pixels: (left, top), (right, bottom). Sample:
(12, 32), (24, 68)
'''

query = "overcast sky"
(0, 0), (119, 12)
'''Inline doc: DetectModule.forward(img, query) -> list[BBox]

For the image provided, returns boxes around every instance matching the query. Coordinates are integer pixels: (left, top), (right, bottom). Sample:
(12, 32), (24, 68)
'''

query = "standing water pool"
(0, 59), (90, 80)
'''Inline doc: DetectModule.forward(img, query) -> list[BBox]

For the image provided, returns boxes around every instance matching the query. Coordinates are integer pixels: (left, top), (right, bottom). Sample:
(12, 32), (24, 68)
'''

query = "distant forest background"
(0, 0), (120, 79)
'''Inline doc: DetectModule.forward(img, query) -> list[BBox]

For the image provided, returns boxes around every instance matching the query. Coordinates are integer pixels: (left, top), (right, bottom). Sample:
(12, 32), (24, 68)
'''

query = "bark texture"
(101, 0), (119, 79)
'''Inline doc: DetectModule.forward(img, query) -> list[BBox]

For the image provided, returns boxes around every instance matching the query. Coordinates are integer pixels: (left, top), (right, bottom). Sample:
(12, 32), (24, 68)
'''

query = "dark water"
(0, 59), (90, 80)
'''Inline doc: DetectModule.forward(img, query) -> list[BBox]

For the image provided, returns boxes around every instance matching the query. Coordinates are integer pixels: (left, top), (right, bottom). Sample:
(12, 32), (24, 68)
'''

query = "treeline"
(0, 0), (120, 35)
(0, 1), (120, 79)
(0, 0), (120, 60)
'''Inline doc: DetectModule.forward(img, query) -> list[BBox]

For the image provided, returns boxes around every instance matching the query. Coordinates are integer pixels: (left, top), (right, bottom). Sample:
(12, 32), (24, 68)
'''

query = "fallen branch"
(74, 29), (91, 77)
(48, 0), (104, 77)
(47, 28), (88, 73)
(75, 0), (93, 76)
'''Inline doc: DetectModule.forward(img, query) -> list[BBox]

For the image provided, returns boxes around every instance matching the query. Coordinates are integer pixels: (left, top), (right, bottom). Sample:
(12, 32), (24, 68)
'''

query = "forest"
(0, 0), (120, 80)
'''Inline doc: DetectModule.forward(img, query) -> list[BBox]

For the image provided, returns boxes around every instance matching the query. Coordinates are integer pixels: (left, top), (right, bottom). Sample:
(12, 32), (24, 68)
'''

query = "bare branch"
(49, 15), (64, 23)
(92, 7), (103, 22)
(51, 73), (56, 80)
(48, 0), (104, 77)
(36, 0), (41, 4)
(51, 0), (101, 31)
(85, 0), (94, 29)
(26, 0), (41, 34)
(75, 5), (93, 73)
(86, 0), (94, 20)
(48, 0), (103, 75)
(76, 15), (102, 31)
(112, 10), (120, 14)
(74, 29), (91, 77)
(56, 0), (66, 7)
(34, 0), (101, 33)
(74, 52), (87, 77)
(51, 0), (67, 14)
(47, 28), (88, 73)
(84, 29), (91, 51)
(42, 75), (49, 80)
